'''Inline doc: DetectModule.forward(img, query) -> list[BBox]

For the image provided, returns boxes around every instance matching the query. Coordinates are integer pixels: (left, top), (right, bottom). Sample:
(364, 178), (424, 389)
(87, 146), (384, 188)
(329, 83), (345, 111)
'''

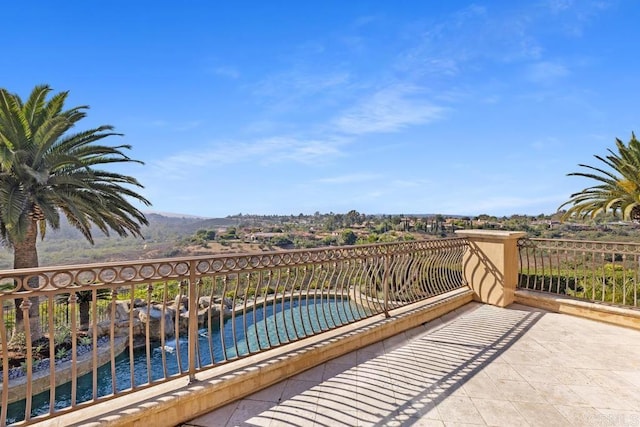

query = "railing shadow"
(190, 303), (545, 426)
(369, 303), (543, 426)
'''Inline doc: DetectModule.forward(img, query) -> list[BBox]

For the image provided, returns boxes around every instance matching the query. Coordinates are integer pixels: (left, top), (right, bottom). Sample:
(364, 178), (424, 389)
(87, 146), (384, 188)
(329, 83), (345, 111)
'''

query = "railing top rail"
(519, 237), (640, 253)
(0, 237), (469, 294)
(0, 237), (470, 275)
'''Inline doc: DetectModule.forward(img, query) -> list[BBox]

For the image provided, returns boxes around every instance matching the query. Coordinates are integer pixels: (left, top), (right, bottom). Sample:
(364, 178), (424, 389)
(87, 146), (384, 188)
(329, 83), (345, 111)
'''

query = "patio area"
(182, 302), (640, 427)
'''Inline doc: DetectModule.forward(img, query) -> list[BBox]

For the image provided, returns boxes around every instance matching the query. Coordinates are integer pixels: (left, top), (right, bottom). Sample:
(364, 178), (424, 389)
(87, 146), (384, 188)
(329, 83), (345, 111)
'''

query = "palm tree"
(0, 85), (151, 341)
(57, 289), (112, 331)
(560, 133), (640, 221)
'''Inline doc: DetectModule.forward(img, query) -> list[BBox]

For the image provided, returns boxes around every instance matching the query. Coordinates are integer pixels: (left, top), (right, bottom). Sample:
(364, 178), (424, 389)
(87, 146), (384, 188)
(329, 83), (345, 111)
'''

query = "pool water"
(6, 296), (368, 424)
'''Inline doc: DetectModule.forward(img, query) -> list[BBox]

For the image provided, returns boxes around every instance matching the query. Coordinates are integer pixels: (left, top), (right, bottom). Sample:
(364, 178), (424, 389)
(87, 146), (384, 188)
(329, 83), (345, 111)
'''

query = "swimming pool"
(6, 296), (368, 424)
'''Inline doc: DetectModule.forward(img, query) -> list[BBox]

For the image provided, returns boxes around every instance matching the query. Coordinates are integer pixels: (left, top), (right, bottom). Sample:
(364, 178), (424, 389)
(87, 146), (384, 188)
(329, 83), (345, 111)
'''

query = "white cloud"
(391, 179), (431, 188)
(253, 70), (351, 100)
(544, 0), (614, 36)
(333, 84), (445, 135)
(144, 119), (202, 131)
(448, 194), (567, 215)
(265, 137), (347, 164)
(531, 136), (561, 150)
(213, 66), (240, 79)
(315, 173), (380, 184)
(526, 61), (569, 84)
(151, 136), (347, 179)
(547, 0), (574, 14)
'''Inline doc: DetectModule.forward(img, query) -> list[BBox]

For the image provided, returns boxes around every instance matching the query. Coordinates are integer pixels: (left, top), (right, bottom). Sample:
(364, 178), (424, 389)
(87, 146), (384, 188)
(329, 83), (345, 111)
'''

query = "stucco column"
(454, 230), (526, 307)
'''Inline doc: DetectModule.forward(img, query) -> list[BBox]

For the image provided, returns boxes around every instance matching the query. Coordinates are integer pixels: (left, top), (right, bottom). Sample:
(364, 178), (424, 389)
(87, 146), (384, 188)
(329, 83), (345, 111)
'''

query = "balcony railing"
(0, 238), (467, 426)
(518, 237), (640, 308)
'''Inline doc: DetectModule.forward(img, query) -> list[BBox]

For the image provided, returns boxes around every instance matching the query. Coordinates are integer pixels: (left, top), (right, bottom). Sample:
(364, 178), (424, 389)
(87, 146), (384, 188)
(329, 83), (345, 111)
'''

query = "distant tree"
(270, 235), (293, 247)
(322, 235), (338, 246)
(345, 209), (360, 226)
(220, 227), (237, 239)
(323, 214), (337, 231)
(560, 133), (640, 220)
(0, 85), (150, 342)
(364, 234), (378, 243)
(341, 229), (357, 245)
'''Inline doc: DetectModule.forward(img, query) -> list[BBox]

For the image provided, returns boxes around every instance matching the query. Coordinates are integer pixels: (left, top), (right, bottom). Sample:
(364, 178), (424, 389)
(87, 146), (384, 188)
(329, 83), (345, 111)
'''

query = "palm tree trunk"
(79, 300), (90, 331)
(12, 219), (42, 342)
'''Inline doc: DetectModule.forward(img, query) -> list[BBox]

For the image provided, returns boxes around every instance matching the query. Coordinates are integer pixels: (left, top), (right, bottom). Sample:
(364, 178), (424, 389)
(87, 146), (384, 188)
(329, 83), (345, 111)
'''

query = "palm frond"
(561, 133), (640, 221)
(0, 85), (151, 257)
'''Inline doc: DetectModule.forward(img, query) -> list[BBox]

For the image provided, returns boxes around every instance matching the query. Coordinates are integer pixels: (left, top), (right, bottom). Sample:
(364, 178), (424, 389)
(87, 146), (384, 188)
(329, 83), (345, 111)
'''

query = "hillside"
(0, 214), (240, 269)
(2, 210), (638, 270)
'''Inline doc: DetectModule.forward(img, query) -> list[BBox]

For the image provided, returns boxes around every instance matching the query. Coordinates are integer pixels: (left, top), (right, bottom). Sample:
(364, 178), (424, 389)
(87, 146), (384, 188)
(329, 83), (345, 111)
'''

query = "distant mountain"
(0, 213), (237, 269)
(142, 210), (211, 219)
(192, 217), (241, 228)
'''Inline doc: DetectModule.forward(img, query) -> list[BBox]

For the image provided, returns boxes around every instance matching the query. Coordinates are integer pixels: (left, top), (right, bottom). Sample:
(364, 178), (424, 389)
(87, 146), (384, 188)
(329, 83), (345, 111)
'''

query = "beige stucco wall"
(455, 230), (526, 307)
(515, 289), (640, 330)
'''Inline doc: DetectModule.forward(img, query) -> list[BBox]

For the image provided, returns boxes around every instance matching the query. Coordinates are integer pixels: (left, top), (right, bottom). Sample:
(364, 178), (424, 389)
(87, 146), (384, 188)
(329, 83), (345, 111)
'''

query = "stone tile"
(536, 340), (576, 356)
(354, 389), (398, 413)
(358, 340), (386, 355)
(383, 332), (410, 351)
(269, 402), (317, 427)
(507, 338), (550, 354)
(479, 362), (525, 382)
(579, 368), (637, 391)
(569, 384), (638, 411)
(405, 324), (432, 340)
(245, 381), (287, 403)
(471, 398), (527, 426)
(355, 363), (392, 381)
(408, 419), (446, 427)
(554, 404), (620, 427)
(500, 350), (552, 366)
(184, 303), (640, 427)
(322, 361), (355, 380)
(403, 400), (442, 421)
(331, 350), (358, 366)
(225, 399), (277, 427)
(312, 401), (359, 426)
(569, 354), (606, 370)
(614, 370), (640, 388)
(530, 382), (589, 407)
(595, 409), (640, 427)
(509, 363), (560, 384)
(511, 401), (571, 427)
(550, 367), (594, 386)
(292, 363), (325, 382)
(280, 379), (322, 401)
(386, 365), (431, 388)
(314, 379), (358, 404)
(356, 349), (380, 364)
(442, 423), (485, 427)
(461, 372), (504, 399)
(436, 396), (484, 424)
(377, 411), (417, 427)
(492, 379), (547, 403)
(421, 317), (445, 333)
(186, 400), (238, 426)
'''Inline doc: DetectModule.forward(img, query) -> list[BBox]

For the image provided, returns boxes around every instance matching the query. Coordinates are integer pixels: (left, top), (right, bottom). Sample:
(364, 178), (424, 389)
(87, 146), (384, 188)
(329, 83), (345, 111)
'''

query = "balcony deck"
(182, 302), (640, 427)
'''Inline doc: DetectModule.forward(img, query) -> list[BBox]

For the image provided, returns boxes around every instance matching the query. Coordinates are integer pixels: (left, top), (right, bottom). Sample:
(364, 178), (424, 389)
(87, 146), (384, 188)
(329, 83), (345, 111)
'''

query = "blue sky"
(2, 1), (638, 217)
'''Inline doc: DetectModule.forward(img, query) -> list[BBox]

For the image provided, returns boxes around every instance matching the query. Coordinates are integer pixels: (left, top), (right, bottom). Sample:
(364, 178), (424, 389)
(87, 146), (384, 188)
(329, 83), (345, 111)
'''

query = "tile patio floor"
(181, 302), (640, 427)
